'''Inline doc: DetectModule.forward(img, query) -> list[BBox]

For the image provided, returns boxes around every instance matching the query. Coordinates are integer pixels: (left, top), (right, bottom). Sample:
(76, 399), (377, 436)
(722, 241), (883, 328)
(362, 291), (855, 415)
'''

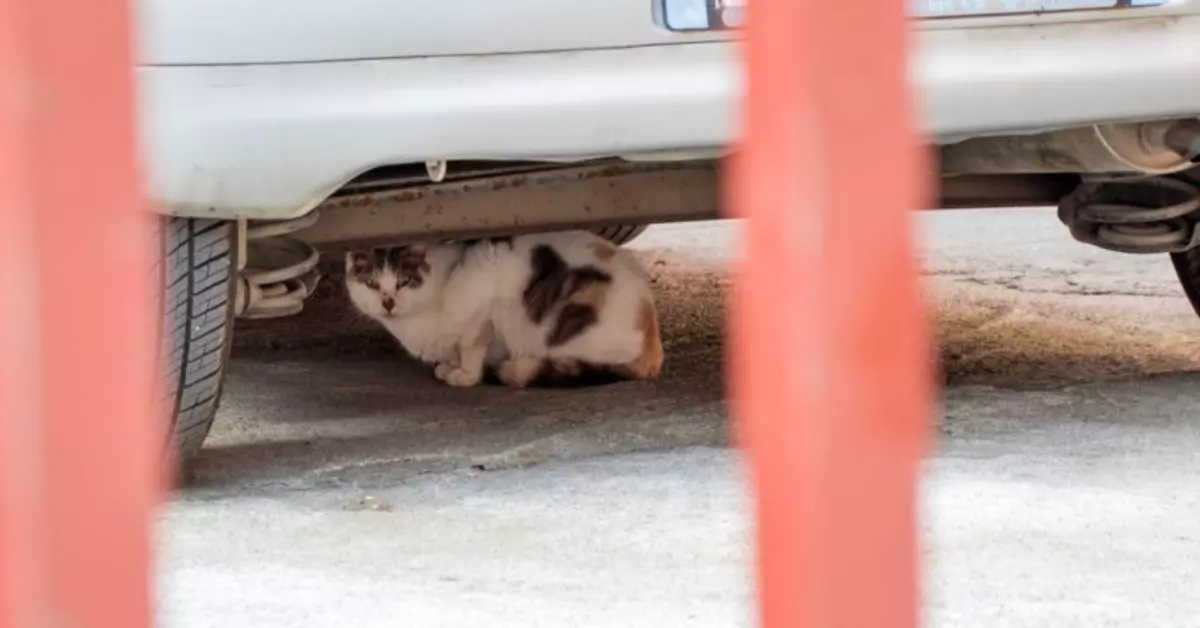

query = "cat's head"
(344, 245), (434, 319)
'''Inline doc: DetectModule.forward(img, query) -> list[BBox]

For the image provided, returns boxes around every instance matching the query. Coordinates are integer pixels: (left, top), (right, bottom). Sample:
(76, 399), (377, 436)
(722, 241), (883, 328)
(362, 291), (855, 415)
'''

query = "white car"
(138, 0), (1200, 463)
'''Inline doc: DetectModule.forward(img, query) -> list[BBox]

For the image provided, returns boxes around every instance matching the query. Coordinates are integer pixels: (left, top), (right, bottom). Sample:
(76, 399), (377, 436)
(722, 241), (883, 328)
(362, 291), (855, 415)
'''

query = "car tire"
(1171, 249), (1200, 318)
(158, 217), (239, 465)
(593, 224), (648, 246)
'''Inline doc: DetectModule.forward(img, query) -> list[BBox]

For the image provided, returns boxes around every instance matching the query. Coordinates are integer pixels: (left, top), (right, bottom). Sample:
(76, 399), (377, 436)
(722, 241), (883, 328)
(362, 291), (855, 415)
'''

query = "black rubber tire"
(159, 218), (239, 464)
(593, 224), (648, 246)
(1170, 249), (1200, 318)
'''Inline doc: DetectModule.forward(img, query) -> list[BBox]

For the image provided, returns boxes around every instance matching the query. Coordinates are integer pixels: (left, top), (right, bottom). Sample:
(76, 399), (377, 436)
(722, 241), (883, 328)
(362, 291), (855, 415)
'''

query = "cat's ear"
(345, 251), (373, 276)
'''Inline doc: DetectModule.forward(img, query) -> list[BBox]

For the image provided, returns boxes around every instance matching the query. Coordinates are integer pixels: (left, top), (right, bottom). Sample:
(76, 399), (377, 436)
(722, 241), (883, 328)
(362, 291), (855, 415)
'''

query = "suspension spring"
(1057, 175), (1200, 255)
(235, 211), (322, 319)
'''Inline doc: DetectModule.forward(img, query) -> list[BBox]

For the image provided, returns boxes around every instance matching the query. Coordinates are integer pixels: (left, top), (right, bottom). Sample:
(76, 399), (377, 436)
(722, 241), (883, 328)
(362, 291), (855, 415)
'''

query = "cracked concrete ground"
(159, 209), (1200, 628)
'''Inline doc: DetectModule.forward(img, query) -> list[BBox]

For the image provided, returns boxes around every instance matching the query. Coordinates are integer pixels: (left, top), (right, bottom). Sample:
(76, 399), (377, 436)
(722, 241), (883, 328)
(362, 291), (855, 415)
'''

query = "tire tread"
(160, 218), (237, 462)
(593, 224), (648, 246)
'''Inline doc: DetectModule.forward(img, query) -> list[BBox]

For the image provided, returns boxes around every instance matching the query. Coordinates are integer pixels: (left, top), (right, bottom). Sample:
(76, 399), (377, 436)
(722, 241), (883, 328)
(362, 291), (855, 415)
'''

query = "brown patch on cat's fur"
(501, 296), (663, 388)
(523, 245), (611, 327)
(547, 304), (599, 347)
(614, 298), (664, 380)
(547, 279), (611, 347)
(589, 241), (617, 262)
(524, 246), (571, 323)
(520, 246), (661, 383)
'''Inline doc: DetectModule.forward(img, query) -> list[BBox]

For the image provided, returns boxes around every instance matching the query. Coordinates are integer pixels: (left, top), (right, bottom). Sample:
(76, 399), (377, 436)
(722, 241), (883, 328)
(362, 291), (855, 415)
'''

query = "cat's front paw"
(433, 362), (456, 381)
(441, 367), (482, 388)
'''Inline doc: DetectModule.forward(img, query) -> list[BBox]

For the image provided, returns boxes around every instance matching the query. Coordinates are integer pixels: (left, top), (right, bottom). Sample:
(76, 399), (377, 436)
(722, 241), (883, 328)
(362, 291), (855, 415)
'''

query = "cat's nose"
(382, 297), (395, 312)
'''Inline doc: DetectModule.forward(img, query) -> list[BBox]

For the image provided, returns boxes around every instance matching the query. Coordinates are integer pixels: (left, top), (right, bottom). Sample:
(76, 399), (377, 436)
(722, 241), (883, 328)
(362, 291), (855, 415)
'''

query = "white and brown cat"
(344, 230), (663, 388)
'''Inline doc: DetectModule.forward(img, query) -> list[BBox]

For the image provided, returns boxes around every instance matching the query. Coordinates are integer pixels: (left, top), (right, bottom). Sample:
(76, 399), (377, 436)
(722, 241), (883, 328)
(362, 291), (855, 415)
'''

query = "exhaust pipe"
(941, 119), (1200, 176)
(936, 119), (1200, 255)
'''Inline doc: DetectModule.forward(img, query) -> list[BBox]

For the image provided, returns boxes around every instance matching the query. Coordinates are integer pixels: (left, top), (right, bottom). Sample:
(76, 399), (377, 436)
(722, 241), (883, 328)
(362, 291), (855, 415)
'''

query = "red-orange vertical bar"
(0, 0), (159, 625)
(727, 0), (931, 626)
(0, 3), (43, 626)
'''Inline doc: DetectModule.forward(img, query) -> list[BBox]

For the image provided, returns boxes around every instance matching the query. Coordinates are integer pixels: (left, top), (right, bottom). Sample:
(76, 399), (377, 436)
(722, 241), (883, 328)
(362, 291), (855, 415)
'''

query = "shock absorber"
(235, 211), (323, 319)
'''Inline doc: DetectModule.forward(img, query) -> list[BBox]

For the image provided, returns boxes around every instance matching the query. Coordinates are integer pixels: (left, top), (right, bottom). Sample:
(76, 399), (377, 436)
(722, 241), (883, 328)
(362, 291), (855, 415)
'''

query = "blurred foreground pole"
(727, 0), (932, 626)
(0, 0), (159, 626)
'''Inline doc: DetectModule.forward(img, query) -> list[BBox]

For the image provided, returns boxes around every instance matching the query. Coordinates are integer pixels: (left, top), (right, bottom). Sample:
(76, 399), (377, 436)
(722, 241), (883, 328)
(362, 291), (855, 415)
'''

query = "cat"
(344, 230), (663, 388)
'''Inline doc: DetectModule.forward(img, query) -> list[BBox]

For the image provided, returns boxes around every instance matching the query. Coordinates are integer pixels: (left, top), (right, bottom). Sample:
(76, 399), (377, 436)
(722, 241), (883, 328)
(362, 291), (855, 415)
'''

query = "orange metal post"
(0, 0), (159, 626)
(728, 0), (931, 627)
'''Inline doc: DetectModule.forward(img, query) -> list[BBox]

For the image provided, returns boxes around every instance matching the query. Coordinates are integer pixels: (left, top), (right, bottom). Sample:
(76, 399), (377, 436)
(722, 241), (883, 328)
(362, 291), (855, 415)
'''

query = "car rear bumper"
(141, 13), (1200, 219)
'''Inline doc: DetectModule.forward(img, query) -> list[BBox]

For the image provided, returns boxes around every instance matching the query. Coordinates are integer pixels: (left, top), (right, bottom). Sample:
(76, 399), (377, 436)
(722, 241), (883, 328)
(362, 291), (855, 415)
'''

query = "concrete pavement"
(159, 209), (1200, 628)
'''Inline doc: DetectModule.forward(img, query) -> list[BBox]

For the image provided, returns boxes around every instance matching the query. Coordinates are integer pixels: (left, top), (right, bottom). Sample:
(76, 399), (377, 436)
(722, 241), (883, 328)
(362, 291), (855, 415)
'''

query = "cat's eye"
(364, 278), (379, 290)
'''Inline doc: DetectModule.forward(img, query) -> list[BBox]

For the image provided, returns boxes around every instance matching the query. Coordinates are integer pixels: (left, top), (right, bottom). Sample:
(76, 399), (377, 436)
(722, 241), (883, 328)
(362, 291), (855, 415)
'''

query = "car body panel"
(137, 2), (1200, 219)
(137, 0), (724, 65)
(137, 0), (1196, 65)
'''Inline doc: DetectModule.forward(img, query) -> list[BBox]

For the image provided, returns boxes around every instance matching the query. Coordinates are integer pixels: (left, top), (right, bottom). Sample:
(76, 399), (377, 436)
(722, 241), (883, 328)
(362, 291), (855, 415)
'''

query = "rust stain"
(317, 161), (717, 214)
